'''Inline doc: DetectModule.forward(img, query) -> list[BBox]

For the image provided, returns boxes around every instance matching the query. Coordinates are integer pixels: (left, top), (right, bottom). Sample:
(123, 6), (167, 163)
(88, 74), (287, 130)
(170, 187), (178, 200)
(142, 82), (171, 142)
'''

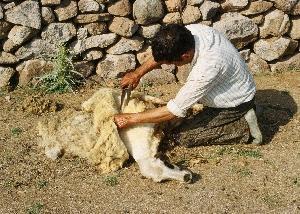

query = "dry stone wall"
(0, 0), (299, 88)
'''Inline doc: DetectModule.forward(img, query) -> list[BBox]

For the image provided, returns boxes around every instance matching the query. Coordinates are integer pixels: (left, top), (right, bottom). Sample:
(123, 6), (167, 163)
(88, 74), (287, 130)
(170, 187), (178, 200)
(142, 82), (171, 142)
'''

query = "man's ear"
(181, 49), (194, 62)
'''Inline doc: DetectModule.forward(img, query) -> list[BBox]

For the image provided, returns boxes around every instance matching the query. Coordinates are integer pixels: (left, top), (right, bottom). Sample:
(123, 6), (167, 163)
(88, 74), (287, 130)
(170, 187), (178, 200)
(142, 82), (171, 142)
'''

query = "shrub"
(35, 44), (83, 93)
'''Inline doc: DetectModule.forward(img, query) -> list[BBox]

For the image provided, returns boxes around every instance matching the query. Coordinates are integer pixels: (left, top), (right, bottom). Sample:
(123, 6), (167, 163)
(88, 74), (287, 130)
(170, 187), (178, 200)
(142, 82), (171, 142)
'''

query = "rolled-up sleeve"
(167, 60), (221, 117)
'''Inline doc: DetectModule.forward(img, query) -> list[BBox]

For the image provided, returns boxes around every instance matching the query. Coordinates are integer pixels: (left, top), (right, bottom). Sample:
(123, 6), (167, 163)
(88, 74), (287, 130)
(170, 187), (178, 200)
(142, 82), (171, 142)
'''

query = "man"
(114, 24), (262, 147)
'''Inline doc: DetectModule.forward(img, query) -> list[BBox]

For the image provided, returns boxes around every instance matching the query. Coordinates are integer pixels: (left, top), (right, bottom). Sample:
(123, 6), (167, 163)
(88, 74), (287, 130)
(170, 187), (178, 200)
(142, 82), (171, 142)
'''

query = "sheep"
(37, 88), (193, 183)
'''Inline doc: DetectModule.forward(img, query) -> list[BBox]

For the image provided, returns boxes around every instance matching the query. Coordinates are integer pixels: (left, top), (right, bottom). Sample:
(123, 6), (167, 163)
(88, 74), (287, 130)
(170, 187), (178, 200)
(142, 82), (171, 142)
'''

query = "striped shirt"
(167, 24), (256, 118)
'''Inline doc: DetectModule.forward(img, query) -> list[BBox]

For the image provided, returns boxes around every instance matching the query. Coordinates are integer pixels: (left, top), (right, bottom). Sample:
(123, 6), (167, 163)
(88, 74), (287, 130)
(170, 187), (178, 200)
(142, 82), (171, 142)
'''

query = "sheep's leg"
(244, 108), (263, 145)
(137, 158), (193, 183)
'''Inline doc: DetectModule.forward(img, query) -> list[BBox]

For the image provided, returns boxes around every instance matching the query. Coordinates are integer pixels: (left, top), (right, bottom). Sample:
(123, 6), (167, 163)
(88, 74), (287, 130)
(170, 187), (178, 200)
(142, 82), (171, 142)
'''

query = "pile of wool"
(37, 88), (129, 173)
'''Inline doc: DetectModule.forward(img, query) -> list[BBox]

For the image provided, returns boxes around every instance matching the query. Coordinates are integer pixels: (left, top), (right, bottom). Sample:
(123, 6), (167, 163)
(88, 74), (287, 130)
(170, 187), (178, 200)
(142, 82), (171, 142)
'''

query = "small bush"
(26, 202), (43, 214)
(35, 44), (83, 93)
(104, 175), (118, 186)
(237, 149), (262, 158)
(11, 127), (22, 137)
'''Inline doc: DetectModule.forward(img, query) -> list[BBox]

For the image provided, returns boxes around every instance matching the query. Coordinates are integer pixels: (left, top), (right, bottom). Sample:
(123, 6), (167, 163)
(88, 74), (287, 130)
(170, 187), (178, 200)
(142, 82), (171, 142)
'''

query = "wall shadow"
(255, 89), (298, 144)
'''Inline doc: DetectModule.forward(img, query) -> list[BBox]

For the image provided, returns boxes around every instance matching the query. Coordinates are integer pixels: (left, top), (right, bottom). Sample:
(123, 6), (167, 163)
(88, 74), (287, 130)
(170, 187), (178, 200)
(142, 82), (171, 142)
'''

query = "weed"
(216, 147), (233, 156)
(237, 149), (262, 158)
(3, 179), (13, 188)
(34, 44), (83, 93)
(231, 166), (252, 177)
(104, 175), (118, 186)
(11, 127), (22, 137)
(37, 180), (48, 189)
(292, 177), (300, 187)
(26, 202), (43, 214)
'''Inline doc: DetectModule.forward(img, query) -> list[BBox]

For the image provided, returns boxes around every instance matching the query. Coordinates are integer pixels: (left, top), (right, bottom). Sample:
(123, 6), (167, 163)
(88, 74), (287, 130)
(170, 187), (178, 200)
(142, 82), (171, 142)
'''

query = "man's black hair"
(151, 24), (195, 62)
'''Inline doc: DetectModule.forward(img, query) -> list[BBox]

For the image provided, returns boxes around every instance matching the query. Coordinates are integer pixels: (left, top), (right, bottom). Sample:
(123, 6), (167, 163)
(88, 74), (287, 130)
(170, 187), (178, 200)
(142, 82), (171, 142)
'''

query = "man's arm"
(121, 56), (162, 89)
(114, 106), (176, 129)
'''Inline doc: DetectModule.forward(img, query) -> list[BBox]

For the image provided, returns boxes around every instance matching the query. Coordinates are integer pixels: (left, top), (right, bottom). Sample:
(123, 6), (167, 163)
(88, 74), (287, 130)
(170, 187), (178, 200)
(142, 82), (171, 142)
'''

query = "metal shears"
(120, 85), (132, 112)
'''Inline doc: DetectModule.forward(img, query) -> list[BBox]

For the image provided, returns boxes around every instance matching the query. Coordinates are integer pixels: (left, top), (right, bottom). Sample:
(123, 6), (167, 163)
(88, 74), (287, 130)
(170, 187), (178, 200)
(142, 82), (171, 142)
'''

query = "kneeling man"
(114, 24), (262, 147)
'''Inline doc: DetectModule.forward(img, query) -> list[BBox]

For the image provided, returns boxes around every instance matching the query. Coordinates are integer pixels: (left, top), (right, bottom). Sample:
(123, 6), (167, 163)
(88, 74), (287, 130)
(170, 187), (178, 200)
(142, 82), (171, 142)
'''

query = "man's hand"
(114, 113), (134, 129)
(121, 72), (141, 89)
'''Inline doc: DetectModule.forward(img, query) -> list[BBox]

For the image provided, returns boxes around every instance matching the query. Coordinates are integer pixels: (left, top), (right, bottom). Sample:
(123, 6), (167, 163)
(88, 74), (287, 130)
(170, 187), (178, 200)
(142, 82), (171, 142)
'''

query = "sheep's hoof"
(183, 171), (193, 183)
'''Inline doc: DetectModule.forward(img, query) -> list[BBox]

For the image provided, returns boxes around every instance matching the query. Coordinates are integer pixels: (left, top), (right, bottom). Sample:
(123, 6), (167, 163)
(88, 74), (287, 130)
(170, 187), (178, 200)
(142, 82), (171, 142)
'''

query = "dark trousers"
(172, 99), (255, 147)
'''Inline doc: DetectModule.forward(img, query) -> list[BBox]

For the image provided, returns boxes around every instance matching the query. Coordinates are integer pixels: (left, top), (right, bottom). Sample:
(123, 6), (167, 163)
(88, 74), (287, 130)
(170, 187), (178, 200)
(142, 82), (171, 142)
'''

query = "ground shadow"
(255, 89), (297, 144)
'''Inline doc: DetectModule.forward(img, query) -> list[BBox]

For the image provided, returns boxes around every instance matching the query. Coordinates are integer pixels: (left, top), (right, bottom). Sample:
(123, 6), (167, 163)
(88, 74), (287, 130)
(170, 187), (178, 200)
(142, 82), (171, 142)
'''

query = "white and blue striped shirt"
(167, 24), (256, 117)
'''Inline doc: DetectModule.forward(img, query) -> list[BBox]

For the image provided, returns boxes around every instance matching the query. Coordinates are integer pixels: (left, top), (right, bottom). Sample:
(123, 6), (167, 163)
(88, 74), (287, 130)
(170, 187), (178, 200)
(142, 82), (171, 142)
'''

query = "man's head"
(151, 24), (195, 65)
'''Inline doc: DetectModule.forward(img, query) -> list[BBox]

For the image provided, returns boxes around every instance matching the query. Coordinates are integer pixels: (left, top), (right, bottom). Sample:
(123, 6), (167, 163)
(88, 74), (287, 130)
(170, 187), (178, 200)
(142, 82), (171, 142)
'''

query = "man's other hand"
(121, 72), (141, 89)
(114, 113), (133, 129)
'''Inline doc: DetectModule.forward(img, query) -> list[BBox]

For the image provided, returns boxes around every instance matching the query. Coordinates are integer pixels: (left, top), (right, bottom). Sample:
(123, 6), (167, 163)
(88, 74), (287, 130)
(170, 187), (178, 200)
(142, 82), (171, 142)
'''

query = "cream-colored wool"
(38, 88), (193, 182)
(37, 88), (129, 173)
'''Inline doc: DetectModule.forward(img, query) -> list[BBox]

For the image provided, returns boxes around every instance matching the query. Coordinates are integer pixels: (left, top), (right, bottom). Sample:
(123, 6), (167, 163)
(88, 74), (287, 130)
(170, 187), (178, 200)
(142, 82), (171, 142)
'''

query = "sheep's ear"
(130, 91), (167, 105)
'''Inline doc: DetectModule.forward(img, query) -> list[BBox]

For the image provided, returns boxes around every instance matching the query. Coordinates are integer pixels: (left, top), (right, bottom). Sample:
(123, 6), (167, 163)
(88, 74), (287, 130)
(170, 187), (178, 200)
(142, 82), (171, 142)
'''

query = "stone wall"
(0, 0), (299, 88)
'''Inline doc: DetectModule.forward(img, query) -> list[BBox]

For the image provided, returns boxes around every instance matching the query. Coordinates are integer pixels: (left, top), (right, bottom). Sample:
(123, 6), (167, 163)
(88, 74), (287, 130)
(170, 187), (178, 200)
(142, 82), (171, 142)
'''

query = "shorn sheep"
(37, 88), (193, 183)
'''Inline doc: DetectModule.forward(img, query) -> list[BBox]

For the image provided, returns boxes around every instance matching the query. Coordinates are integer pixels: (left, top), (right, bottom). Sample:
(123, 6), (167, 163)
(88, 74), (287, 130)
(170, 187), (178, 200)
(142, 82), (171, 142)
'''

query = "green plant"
(37, 180), (48, 189)
(35, 44), (83, 93)
(26, 202), (43, 214)
(11, 127), (22, 137)
(237, 149), (262, 158)
(104, 175), (118, 186)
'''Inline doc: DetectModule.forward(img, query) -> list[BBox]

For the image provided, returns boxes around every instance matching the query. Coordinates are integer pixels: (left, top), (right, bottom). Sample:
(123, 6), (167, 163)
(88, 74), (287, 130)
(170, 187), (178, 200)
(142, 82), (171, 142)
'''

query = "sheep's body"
(37, 88), (192, 182)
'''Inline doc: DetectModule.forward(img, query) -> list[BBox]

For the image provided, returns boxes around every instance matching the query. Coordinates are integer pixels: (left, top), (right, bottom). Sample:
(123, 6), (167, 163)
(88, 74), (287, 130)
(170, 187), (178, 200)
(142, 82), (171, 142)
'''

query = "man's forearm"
(130, 106), (176, 125)
(134, 56), (162, 78)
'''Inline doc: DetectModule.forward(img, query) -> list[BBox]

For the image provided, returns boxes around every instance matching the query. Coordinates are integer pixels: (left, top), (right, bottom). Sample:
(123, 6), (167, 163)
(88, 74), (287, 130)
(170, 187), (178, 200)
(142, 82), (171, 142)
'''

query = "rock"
(15, 39), (57, 60)
(187, 0), (204, 6)
(200, 1), (221, 20)
(291, 2), (300, 15)
(165, 0), (184, 12)
(254, 37), (298, 61)
(74, 61), (95, 78)
(70, 33), (118, 54)
(138, 24), (161, 39)
(133, 0), (165, 25)
(141, 66), (176, 85)
(54, 0), (78, 21)
(108, 0), (131, 16)
(176, 63), (191, 83)
(213, 14), (258, 49)
(78, 0), (100, 13)
(247, 53), (270, 74)
(270, 53), (300, 72)
(96, 54), (136, 79)
(74, 13), (112, 24)
(268, 0), (298, 13)
(0, 67), (15, 88)
(41, 0), (61, 5)
(259, 10), (290, 38)
(182, 5), (201, 24)
(5, 1), (41, 29)
(163, 12), (182, 24)
(83, 50), (103, 61)
(241, 0), (273, 16)
(221, 0), (248, 12)
(107, 37), (144, 54)
(109, 17), (138, 37)
(17, 59), (54, 86)
(84, 22), (107, 35)
(0, 21), (12, 39)
(42, 7), (56, 24)
(0, 52), (19, 65)
(289, 18), (300, 40)
(0, 5), (3, 19)
(41, 23), (76, 44)
(4, 2), (16, 10)
(3, 26), (36, 52)
(251, 14), (264, 25)
(239, 49), (251, 61)
(77, 27), (88, 40)
(136, 45), (152, 64)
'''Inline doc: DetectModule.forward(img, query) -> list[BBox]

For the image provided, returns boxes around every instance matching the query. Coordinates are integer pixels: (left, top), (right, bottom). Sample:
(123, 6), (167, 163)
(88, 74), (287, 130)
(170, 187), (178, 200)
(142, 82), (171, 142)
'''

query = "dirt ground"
(0, 72), (299, 214)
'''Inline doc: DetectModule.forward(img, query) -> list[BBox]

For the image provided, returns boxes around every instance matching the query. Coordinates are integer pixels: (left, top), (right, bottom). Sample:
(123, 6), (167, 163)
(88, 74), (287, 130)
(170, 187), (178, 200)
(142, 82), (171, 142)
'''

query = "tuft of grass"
(104, 175), (118, 186)
(11, 127), (22, 137)
(237, 149), (262, 158)
(26, 202), (44, 214)
(37, 180), (48, 189)
(34, 44), (83, 93)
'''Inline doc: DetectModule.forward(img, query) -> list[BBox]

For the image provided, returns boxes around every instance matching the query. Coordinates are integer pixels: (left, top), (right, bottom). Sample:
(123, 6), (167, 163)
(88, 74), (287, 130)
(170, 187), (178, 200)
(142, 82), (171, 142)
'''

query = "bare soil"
(0, 73), (299, 214)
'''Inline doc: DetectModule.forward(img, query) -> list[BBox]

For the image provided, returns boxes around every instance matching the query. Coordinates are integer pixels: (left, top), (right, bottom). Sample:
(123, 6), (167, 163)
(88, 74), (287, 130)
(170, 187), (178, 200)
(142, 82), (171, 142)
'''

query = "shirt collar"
(191, 35), (199, 67)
